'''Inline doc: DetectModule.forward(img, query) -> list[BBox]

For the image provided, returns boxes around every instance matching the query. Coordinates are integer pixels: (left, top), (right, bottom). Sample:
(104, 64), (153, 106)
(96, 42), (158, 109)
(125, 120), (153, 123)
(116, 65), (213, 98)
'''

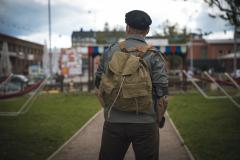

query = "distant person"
(59, 74), (64, 92)
(95, 10), (168, 160)
(55, 73), (64, 92)
(208, 68), (213, 75)
(187, 69), (194, 78)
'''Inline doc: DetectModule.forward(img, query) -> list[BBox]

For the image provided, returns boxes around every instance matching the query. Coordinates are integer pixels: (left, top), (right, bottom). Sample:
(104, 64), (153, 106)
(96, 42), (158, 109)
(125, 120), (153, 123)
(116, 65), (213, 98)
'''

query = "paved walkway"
(48, 110), (193, 160)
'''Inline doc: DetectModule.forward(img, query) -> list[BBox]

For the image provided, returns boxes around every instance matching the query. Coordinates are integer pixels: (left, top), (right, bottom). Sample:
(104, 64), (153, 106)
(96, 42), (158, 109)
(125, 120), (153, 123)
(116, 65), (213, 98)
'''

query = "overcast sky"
(0, 0), (234, 48)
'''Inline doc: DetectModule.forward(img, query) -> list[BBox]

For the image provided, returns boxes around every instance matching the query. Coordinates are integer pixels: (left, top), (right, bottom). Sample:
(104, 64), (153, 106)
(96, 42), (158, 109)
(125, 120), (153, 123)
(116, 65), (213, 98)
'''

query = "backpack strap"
(119, 41), (126, 51)
(119, 41), (167, 63)
(119, 41), (155, 58)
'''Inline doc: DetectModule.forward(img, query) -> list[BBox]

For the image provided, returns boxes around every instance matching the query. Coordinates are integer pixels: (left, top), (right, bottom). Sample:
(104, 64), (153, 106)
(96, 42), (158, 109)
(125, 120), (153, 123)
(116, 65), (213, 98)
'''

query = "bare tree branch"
(203, 0), (240, 26)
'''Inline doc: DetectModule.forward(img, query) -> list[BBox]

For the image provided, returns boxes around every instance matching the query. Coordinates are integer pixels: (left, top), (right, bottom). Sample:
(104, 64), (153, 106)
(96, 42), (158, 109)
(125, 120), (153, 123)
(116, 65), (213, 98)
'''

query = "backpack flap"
(100, 52), (130, 95)
(122, 55), (140, 76)
(108, 52), (129, 75)
(121, 55), (151, 98)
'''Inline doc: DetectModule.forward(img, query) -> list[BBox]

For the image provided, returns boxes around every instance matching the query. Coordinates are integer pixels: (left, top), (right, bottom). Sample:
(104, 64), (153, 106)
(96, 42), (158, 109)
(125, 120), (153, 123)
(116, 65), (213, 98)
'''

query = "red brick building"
(187, 35), (240, 72)
(0, 33), (44, 75)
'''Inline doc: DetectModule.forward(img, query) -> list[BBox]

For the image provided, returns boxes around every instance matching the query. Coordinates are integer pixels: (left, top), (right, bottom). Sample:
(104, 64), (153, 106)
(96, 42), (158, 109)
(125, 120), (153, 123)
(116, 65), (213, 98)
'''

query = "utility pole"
(48, 0), (52, 76)
(233, 26), (240, 75)
(185, 10), (198, 71)
(189, 34), (194, 71)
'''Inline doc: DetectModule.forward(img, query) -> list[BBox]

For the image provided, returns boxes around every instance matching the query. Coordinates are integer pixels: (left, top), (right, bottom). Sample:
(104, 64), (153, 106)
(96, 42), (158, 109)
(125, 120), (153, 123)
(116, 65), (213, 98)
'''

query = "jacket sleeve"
(95, 43), (119, 88)
(95, 48), (109, 88)
(150, 52), (168, 98)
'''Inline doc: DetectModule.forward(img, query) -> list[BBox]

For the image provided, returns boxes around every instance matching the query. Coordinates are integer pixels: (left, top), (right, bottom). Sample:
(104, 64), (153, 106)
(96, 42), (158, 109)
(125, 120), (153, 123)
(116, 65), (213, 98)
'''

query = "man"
(95, 10), (168, 160)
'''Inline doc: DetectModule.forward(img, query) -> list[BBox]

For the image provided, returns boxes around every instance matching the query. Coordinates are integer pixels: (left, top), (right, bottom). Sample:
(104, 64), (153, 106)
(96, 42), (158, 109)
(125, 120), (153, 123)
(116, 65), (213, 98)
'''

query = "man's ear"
(126, 25), (130, 33)
(145, 28), (150, 36)
(126, 25), (130, 36)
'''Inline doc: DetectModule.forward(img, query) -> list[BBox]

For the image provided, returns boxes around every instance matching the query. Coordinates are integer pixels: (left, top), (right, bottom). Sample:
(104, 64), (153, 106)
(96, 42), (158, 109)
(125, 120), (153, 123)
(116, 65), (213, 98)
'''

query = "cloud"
(0, 0), (87, 37)
(19, 32), (71, 48)
(0, 0), (47, 35)
(194, 3), (234, 33)
(0, 0), (48, 36)
(0, 0), (234, 48)
(204, 30), (233, 40)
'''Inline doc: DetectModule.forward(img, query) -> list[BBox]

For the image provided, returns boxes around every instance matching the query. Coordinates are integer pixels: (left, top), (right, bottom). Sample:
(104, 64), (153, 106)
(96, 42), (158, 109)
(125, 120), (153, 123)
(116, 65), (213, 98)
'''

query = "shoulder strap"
(119, 41), (126, 51)
(119, 41), (167, 64)
(119, 41), (156, 58)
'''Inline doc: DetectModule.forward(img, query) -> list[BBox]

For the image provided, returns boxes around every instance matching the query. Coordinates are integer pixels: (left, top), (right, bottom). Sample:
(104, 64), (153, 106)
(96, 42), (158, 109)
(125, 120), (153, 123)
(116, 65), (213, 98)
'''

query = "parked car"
(0, 74), (28, 93)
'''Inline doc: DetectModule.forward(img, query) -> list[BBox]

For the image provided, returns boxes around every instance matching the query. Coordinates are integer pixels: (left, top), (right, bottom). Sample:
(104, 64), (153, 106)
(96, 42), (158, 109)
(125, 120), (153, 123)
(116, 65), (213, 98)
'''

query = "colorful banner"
(77, 45), (187, 56)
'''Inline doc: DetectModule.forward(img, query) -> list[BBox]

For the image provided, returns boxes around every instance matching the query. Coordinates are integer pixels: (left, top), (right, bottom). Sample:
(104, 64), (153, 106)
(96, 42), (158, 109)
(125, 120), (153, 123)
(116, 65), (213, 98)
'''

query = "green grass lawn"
(0, 95), (29, 112)
(168, 92), (240, 160)
(0, 93), (101, 160)
(1, 91), (240, 160)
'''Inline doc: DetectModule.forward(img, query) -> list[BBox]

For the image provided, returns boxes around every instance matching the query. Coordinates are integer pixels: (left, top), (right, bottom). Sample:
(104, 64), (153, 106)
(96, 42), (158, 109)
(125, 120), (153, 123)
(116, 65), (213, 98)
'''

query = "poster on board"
(59, 49), (82, 77)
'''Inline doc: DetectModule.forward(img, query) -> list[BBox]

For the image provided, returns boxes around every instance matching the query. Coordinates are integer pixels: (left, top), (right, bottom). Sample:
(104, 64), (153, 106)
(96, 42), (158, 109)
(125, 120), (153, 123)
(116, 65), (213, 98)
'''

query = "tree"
(152, 20), (189, 69)
(203, 0), (240, 73)
(104, 22), (110, 32)
(96, 23), (125, 44)
(203, 0), (240, 27)
(155, 19), (189, 44)
(181, 0), (240, 72)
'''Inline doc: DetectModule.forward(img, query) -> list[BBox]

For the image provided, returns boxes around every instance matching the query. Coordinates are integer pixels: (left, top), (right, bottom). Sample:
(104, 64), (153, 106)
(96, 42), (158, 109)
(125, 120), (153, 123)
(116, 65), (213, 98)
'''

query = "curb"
(166, 112), (195, 160)
(46, 109), (103, 160)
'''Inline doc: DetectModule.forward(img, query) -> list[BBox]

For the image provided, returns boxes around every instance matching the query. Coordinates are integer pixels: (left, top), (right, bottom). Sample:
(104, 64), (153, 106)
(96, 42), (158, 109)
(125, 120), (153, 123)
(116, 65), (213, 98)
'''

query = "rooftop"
(0, 33), (44, 47)
(206, 39), (240, 44)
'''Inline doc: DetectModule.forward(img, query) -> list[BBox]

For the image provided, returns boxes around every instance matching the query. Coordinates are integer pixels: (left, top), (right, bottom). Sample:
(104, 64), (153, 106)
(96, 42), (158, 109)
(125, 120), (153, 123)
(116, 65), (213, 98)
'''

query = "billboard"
(59, 49), (82, 77)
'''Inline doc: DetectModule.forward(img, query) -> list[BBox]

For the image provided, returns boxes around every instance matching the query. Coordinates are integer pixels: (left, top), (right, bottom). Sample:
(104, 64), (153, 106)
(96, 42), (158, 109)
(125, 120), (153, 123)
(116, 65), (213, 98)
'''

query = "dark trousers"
(99, 121), (159, 160)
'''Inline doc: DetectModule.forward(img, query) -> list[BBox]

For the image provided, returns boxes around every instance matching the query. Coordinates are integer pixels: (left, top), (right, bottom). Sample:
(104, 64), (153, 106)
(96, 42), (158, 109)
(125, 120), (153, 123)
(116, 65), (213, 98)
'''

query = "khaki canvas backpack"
(99, 42), (155, 118)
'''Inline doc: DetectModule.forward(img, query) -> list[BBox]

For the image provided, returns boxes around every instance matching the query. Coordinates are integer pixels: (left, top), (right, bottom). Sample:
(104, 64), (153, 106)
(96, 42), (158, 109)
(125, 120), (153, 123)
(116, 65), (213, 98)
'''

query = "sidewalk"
(48, 110), (193, 160)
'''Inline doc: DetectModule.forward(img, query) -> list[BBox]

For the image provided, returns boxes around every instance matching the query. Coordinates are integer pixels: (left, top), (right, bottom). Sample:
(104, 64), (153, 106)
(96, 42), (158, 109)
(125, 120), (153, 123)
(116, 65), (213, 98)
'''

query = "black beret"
(125, 10), (152, 30)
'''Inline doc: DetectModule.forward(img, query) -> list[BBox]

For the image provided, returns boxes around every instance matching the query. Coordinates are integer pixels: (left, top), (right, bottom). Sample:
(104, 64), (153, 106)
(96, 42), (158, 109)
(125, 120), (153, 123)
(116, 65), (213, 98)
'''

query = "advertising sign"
(59, 49), (82, 77)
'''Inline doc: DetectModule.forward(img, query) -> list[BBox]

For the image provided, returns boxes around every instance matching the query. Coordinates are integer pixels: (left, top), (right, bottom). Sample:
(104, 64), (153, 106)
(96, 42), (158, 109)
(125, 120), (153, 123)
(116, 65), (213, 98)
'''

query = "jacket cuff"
(153, 86), (168, 98)
(95, 76), (101, 88)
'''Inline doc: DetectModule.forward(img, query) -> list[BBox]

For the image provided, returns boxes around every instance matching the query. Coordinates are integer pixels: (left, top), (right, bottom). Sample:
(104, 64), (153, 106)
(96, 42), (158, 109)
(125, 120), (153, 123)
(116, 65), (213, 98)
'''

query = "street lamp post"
(88, 10), (97, 31)
(233, 26), (239, 75)
(185, 10), (198, 71)
(189, 35), (194, 71)
(87, 10), (97, 91)
(48, 0), (52, 76)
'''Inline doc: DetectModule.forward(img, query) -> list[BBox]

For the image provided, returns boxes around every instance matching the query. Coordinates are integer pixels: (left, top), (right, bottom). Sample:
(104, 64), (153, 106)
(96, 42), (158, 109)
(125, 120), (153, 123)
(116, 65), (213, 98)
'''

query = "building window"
(18, 46), (20, 52)
(218, 50), (223, 57)
(8, 43), (11, 51)
(12, 44), (16, 52)
(200, 47), (207, 59)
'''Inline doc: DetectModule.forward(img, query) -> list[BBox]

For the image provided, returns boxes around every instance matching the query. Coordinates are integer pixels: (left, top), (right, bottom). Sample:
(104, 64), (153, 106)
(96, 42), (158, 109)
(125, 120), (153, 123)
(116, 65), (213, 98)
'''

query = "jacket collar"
(126, 34), (146, 43)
